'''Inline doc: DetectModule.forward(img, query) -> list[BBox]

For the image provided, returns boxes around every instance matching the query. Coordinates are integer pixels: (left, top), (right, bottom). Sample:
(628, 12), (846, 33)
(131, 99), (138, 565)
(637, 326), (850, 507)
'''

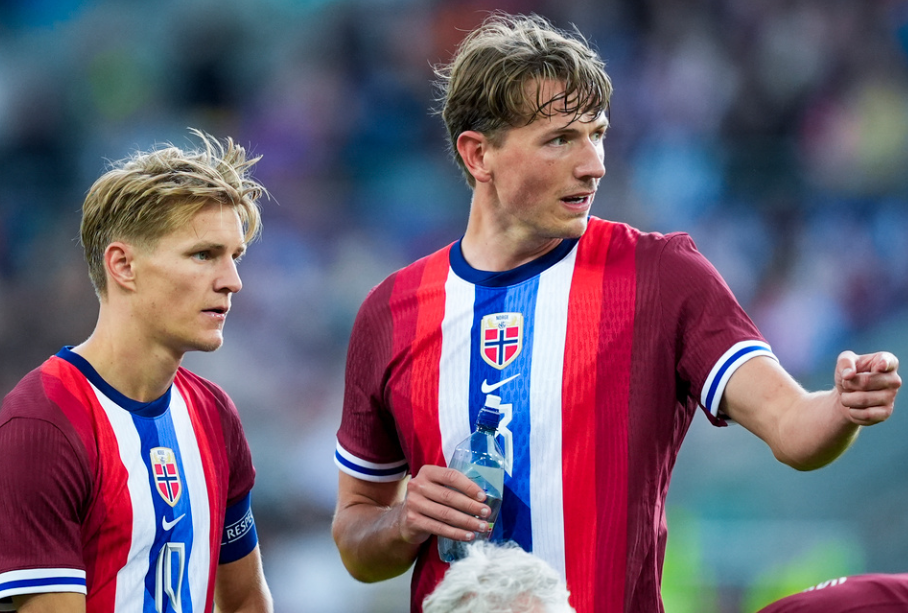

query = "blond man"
(0, 130), (273, 613)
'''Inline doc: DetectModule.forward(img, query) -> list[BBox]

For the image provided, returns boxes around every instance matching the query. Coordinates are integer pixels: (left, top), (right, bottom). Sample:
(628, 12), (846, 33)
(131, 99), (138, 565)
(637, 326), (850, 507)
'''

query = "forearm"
(214, 547), (273, 613)
(770, 388), (861, 471)
(331, 500), (422, 582)
(214, 589), (273, 613)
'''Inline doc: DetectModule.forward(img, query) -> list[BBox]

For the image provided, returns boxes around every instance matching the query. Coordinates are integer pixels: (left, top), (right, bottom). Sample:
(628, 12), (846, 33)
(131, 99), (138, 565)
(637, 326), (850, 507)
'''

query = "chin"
(192, 336), (225, 353)
(560, 216), (589, 238)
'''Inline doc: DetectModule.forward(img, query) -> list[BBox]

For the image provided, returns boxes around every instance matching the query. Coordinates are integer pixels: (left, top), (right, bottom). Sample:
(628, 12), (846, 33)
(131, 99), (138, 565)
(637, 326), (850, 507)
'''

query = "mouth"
(202, 307), (229, 317)
(560, 192), (595, 207)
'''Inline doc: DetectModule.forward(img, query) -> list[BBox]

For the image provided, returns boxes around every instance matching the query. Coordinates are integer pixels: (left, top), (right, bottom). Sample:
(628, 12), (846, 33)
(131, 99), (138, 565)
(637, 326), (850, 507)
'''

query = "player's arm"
(214, 546), (272, 613)
(722, 351), (900, 470)
(213, 491), (271, 613)
(332, 468), (493, 582)
(12, 593), (85, 613)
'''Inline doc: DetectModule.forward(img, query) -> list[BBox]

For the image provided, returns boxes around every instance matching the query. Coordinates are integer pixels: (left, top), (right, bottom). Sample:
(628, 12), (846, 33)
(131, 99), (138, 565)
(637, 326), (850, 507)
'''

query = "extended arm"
(723, 352), (900, 470)
(331, 467), (493, 583)
(214, 546), (272, 613)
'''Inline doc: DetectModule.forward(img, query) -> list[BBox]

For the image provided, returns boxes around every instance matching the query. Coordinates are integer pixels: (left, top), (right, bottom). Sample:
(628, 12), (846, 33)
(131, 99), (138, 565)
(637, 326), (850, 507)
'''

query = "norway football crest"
(150, 447), (182, 507)
(480, 312), (523, 370)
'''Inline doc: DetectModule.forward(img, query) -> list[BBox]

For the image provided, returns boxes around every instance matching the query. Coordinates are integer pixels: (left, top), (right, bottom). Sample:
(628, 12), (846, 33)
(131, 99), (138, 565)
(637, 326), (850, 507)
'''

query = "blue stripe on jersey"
(334, 449), (408, 478)
(0, 576), (86, 591)
(469, 279), (539, 553)
(703, 342), (774, 413)
(134, 412), (194, 613)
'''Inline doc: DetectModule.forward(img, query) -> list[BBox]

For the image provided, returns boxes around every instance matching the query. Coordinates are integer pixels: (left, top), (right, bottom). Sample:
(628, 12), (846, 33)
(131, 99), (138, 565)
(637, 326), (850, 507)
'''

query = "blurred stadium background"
(1, 0), (907, 611)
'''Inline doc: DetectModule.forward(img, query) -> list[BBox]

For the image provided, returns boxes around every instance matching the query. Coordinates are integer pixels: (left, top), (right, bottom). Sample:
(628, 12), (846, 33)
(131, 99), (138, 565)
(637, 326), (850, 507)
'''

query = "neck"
(460, 231), (562, 272)
(72, 308), (181, 402)
(460, 197), (562, 272)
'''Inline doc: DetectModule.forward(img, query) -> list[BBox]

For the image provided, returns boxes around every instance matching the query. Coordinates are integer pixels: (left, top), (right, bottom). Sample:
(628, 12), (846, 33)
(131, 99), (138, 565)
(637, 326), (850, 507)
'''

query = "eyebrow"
(190, 241), (247, 256)
(547, 117), (609, 138)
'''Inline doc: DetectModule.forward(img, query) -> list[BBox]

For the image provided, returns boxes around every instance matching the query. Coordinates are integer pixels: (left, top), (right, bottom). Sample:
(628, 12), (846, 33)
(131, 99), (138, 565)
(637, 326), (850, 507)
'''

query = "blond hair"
(81, 129), (267, 296)
(434, 12), (613, 187)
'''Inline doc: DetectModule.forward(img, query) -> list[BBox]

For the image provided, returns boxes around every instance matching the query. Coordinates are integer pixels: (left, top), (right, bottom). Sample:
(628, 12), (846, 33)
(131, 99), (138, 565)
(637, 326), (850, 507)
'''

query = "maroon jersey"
(335, 218), (774, 612)
(0, 348), (257, 613)
(757, 574), (908, 613)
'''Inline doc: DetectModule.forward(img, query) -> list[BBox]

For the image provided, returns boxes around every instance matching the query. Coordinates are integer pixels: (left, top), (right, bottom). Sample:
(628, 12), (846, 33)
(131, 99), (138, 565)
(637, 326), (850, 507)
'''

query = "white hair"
(423, 541), (575, 613)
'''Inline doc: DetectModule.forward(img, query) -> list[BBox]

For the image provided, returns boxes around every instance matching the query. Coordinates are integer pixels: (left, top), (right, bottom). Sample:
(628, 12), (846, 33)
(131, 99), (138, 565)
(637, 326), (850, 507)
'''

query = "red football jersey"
(336, 218), (773, 613)
(0, 348), (257, 613)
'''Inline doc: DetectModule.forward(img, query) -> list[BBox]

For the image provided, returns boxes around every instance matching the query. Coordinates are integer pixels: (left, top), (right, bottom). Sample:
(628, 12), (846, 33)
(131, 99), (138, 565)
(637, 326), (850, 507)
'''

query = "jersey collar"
(450, 236), (579, 287)
(56, 346), (173, 418)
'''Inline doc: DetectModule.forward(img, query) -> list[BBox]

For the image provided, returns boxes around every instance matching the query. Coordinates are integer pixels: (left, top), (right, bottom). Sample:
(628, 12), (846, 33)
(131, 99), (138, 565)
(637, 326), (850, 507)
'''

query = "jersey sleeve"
(657, 233), (776, 423)
(208, 385), (256, 508)
(0, 415), (90, 599)
(202, 382), (260, 562)
(335, 278), (409, 482)
(756, 574), (908, 613)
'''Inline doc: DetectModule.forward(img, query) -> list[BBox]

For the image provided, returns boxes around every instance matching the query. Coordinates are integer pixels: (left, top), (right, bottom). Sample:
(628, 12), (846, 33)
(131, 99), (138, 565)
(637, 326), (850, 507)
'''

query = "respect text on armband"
(223, 508), (255, 544)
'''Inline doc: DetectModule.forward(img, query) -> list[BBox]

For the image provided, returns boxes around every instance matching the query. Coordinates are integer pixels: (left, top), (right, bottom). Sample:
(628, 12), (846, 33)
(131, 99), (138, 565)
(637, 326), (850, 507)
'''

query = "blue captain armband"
(219, 492), (258, 564)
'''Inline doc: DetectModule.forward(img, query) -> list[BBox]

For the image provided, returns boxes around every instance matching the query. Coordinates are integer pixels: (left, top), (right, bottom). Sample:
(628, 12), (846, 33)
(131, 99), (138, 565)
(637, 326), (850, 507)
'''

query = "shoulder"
(583, 217), (696, 252)
(175, 367), (230, 401)
(581, 217), (705, 269)
(2, 362), (79, 432)
(174, 368), (239, 419)
(759, 574), (908, 612)
(355, 243), (454, 321)
(173, 369), (252, 458)
(0, 366), (91, 482)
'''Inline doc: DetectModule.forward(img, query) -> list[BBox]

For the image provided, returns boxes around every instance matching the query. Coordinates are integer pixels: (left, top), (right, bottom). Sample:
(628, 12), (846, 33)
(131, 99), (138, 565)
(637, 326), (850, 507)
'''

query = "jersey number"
(155, 542), (186, 613)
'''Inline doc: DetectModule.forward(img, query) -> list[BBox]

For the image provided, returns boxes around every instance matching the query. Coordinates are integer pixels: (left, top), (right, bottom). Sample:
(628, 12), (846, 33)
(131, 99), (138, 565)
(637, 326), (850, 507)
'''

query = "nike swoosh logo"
(162, 514), (186, 531)
(481, 374), (521, 394)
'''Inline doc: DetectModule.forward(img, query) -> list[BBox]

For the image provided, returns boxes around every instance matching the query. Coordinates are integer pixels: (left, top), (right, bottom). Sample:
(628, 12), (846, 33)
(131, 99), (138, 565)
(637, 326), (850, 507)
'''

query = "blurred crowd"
(1, 1), (907, 611)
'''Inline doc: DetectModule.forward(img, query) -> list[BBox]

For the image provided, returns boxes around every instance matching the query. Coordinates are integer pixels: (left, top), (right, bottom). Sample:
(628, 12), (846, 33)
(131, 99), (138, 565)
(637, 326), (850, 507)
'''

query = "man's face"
(130, 201), (246, 357)
(482, 79), (608, 243)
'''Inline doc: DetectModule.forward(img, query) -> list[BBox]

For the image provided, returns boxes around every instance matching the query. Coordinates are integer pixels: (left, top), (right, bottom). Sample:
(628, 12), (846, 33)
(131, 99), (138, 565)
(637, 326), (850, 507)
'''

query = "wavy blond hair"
(434, 12), (613, 187)
(80, 128), (267, 296)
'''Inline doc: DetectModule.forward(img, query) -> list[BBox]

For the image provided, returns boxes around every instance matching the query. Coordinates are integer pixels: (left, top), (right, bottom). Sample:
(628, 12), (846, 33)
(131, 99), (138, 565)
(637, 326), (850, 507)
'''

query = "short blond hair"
(81, 129), (267, 296)
(434, 12), (613, 187)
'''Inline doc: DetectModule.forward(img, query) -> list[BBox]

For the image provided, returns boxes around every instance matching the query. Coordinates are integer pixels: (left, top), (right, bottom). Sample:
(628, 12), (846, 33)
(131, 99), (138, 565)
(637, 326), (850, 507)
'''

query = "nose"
(218, 259), (243, 294)
(576, 138), (606, 181)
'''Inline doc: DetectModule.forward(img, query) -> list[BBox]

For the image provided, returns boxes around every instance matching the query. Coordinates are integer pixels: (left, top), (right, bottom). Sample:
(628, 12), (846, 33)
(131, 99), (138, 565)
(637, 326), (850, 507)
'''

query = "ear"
(456, 130), (493, 184)
(104, 241), (138, 292)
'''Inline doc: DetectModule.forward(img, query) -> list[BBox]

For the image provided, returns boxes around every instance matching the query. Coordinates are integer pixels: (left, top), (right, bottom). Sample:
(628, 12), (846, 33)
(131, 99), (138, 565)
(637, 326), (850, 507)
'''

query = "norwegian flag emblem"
(150, 447), (182, 507)
(480, 312), (524, 370)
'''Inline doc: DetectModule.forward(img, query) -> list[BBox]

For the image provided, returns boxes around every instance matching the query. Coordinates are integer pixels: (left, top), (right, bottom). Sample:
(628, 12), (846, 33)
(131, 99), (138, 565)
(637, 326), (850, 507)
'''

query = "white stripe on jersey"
(701, 340), (776, 418)
(0, 568), (86, 598)
(94, 385), (158, 613)
(438, 270), (476, 464)
(527, 247), (576, 580)
(333, 443), (408, 482)
(169, 388), (211, 608)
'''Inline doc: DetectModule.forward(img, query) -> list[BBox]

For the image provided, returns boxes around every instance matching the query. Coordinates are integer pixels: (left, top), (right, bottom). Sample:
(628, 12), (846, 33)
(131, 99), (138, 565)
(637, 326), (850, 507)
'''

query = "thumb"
(837, 350), (858, 382)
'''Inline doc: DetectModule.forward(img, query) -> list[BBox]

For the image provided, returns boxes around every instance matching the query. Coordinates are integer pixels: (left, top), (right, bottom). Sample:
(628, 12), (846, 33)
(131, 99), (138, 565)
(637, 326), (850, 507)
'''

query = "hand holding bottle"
(392, 464), (494, 548)
(437, 405), (507, 562)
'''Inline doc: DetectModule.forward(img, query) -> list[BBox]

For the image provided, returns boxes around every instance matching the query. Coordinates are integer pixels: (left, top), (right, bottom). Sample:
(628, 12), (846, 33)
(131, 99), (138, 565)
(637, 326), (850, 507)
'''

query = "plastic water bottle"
(437, 404), (506, 563)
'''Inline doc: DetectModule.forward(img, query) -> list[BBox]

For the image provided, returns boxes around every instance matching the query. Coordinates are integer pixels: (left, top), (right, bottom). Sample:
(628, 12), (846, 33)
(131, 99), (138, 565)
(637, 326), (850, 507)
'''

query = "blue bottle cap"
(476, 406), (501, 430)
